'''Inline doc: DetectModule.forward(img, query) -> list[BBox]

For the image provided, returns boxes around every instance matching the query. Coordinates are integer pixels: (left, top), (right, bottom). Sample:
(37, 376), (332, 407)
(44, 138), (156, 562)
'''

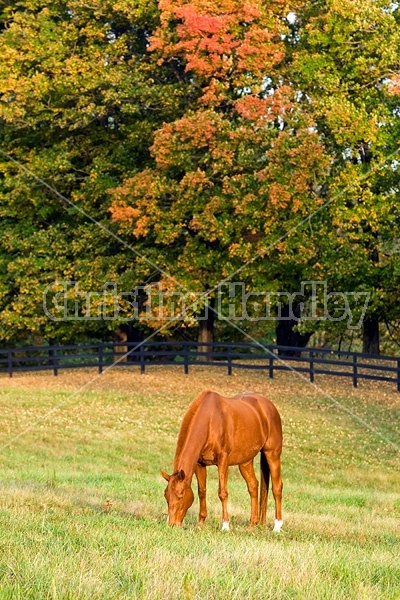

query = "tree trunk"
(113, 324), (144, 363)
(197, 298), (215, 360)
(362, 316), (380, 355)
(276, 304), (312, 357)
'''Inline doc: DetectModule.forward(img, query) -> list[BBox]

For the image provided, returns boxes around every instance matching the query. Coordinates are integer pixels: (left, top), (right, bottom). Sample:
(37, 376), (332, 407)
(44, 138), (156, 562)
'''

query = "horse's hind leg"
(263, 449), (283, 532)
(259, 451), (270, 526)
(239, 460), (259, 527)
(195, 463), (207, 527)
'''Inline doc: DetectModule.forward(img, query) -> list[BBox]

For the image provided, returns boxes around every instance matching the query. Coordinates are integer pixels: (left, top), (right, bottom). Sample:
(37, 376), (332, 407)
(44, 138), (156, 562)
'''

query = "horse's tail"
(259, 452), (270, 526)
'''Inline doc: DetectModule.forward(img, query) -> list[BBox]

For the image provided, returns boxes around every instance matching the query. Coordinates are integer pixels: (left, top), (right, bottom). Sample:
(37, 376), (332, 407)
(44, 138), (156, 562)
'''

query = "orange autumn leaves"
(109, 0), (318, 245)
(150, 0), (288, 104)
(110, 113), (327, 243)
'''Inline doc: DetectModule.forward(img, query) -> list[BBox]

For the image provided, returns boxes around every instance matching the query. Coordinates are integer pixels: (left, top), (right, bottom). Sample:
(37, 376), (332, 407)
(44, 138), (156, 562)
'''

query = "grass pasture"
(0, 367), (399, 599)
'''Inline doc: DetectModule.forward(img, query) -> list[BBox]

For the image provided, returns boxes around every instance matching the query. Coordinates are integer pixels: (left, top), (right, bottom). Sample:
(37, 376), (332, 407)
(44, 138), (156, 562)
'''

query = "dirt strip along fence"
(0, 340), (400, 392)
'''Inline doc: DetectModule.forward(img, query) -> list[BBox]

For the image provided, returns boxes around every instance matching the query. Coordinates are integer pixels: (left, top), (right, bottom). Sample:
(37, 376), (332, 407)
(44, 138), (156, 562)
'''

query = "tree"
(111, 0), (331, 346)
(0, 0), (187, 344)
(291, 0), (400, 353)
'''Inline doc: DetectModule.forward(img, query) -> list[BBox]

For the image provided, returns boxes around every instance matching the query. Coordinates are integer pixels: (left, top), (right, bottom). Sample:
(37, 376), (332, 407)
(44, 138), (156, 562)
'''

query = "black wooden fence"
(1, 340), (400, 391)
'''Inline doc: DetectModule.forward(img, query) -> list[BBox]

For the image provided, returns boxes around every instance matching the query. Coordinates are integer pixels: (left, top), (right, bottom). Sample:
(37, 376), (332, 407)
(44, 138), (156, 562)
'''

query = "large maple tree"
(111, 0), (331, 345)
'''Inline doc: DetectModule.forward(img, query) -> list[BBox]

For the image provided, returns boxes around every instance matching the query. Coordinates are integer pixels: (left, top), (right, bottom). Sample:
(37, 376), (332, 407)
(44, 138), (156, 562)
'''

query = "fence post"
(140, 343), (145, 374)
(397, 359), (400, 392)
(7, 350), (13, 378)
(309, 350), (314, 384)
(98, 344), (103, 374)
(53, 348), (58, 377)
(227, 346), (232, 376)
(269, 353), (274, 379)
(184, 344), (189, 375)
(352, 354), (358, 388)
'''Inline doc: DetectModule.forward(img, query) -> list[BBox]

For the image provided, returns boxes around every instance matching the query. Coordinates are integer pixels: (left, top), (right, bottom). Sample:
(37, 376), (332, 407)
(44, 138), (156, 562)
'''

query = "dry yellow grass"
(1, 362), (398, 405)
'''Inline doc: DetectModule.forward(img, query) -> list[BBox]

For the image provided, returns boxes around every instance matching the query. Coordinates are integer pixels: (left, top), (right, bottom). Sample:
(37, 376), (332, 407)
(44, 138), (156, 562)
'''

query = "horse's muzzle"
(167, 515), (183, 527)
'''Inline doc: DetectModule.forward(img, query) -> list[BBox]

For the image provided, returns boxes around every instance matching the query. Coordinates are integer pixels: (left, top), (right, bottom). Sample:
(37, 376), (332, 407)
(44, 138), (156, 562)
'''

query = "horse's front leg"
(217, 453), (230, 531)
(194, 463), (207, 527)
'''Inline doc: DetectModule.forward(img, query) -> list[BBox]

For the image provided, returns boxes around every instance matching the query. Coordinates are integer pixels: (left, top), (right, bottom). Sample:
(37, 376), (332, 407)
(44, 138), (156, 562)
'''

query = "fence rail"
(1, 340), (400, 391)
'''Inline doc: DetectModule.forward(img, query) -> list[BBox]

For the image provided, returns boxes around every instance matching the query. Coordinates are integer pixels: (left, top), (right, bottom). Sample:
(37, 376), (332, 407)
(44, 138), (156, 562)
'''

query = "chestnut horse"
(161, 390), (283, 531)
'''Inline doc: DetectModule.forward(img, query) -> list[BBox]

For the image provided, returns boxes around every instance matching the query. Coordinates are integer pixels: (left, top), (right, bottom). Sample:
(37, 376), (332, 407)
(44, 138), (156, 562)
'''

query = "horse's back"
(201, 390), (280, 423)
(223, 392), (280, 422)
(198, 391), (282, 464)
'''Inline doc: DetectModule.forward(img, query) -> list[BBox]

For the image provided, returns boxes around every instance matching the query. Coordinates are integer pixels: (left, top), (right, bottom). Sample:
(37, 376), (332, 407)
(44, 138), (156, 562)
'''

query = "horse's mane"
(174, 389), (212, 469)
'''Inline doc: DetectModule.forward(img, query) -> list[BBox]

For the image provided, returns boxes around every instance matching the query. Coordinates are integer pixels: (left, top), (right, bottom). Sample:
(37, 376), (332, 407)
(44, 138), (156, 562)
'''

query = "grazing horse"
(161, 390), (283, 532)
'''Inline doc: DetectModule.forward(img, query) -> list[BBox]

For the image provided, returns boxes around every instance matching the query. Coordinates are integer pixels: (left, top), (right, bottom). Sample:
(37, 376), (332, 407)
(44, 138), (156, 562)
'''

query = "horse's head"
(161, 469), (194, 526)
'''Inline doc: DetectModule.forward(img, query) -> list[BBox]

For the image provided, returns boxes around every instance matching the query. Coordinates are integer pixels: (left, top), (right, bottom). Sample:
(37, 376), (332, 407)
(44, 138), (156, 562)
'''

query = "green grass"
(0, 367), (399, 599)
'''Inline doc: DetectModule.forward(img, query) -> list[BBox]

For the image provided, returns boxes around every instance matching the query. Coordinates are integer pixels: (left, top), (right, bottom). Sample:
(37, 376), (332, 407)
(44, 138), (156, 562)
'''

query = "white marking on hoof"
(221, 521), (230, 531)
(273, 519), (283, 532)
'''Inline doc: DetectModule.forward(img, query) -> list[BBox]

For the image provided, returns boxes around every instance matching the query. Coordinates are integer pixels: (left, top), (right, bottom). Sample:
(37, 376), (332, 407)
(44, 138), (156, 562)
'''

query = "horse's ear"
(160, 470), (170, 481)
(178, 469), (185, 481)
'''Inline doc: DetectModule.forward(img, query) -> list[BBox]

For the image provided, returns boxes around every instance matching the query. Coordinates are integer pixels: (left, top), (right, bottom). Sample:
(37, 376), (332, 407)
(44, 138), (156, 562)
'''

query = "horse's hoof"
(221, 521), (230, 531)
(273, 519), (283, 532)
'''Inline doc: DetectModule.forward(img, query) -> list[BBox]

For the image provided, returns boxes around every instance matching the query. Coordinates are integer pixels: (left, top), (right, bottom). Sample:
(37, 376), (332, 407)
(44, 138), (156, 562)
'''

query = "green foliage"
(291, 0), (400, 328)
(0, 0), (187, 343)
(0, 0), (400, 347)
